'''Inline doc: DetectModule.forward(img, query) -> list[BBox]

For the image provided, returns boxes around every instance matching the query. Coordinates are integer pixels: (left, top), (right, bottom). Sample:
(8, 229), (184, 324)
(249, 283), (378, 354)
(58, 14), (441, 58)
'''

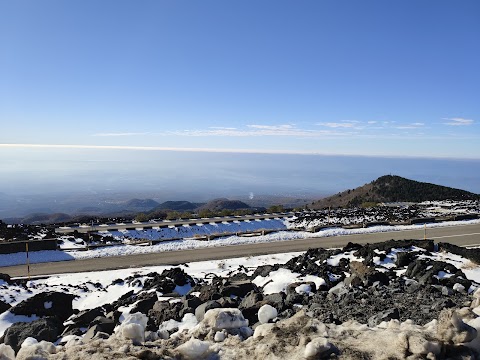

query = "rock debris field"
(2, 240), (480, 359)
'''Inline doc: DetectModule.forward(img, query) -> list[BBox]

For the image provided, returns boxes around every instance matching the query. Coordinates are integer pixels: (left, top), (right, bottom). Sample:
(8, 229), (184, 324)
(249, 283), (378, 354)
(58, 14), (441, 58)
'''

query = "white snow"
(214, 331), (226, 342)
(176, 338), (210, 359)
(2, 243), (480, 350)
(253, 268), (300, 294)
(302, 275), (327, 289)
(258, 304), (278, 324)
(202, 308), (249, 330)
(305, 337), (332, 358)
(295, 283), (312, 295)
(16, 339), (57, 359)
(116, 312), (148, 344)
(326, 250), (364, 266)
(0, 343), (14, 360)
(159, 313), (198, 333)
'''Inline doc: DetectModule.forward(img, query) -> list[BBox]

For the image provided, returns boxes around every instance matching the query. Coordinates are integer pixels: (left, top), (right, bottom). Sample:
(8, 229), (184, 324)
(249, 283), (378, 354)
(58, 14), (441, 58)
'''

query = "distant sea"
(1, 148), (479, 198)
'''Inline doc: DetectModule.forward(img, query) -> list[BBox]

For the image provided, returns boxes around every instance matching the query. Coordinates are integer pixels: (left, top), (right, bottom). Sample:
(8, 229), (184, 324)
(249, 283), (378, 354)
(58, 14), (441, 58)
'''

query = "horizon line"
(1, 143), (479, 161)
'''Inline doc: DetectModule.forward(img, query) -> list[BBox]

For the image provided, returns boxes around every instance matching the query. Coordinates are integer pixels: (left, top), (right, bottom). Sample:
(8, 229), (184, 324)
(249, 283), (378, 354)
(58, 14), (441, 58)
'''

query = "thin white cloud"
(247, 124), (294, 130)
(443, 117), (474, 126)
(394, 122), (425, 129)
(317, 120), (363, 129)
(92, 132), (151, 137)
(209, 126), (238, 130)
(0, 143), (345, 156)
(169, 124), (341, 137)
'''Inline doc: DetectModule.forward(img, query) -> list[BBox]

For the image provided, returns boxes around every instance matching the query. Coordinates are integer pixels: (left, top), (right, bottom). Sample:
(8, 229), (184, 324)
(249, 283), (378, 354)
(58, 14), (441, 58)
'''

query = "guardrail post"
(25, 242), (30, 280)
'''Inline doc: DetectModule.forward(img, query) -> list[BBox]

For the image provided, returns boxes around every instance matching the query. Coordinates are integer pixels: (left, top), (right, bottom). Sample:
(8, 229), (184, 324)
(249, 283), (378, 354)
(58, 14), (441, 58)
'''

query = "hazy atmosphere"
(1, 0), (479, 215)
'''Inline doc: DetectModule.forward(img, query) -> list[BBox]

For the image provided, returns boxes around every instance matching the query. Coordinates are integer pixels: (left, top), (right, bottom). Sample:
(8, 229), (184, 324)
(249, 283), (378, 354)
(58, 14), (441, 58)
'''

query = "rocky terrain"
(291, 200), (480, 229)
(2, 240), (480, 358)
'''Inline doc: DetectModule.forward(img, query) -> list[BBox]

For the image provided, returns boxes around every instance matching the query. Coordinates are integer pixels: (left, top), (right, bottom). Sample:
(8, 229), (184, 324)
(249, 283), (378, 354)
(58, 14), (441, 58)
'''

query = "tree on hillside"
(268, 205), (284, 213)
(135, 213), (149, 222)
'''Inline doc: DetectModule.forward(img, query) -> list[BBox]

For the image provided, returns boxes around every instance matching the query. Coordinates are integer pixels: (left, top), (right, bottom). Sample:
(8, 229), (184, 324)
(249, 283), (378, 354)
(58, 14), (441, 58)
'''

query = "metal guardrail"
(54, 213), (295, 234)
(0, 238), (58, 254)
(3, 213), (477, 254)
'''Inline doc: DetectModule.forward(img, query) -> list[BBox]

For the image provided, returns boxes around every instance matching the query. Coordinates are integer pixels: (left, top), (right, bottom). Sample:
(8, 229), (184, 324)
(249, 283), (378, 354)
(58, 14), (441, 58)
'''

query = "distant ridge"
(198, 198), (251, 212)
(124, 198), (160, 210)
(312, 175), (480, 209)
(152, 201), (203, 212)
(20, 212), (73, 225)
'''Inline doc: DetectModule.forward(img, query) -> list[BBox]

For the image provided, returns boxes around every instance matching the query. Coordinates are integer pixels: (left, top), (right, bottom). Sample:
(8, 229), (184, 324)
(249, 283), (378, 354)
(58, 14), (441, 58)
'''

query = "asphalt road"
(2, 223), (480, 277)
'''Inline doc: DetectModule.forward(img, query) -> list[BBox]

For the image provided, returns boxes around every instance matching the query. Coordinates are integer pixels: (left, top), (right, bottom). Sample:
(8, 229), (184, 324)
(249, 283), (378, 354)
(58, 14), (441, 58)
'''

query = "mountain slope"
(198, 198), (251, 212)
(124, 199), (160, 209)
(152, 201), (203, 212)
(312, 175), (479, 209)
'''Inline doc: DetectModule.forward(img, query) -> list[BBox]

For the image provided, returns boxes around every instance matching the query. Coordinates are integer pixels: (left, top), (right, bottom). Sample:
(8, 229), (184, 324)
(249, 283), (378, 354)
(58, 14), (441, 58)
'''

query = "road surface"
(2, 222), (480, 277)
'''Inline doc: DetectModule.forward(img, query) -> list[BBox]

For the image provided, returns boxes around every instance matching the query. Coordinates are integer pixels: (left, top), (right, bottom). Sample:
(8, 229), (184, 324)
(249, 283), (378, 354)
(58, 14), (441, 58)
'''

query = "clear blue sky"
(1, 0), (479, 158)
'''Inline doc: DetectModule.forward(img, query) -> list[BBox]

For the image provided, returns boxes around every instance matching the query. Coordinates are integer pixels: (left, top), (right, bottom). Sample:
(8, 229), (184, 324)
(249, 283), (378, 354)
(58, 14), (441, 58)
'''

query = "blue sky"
(1, 0), (479, 158)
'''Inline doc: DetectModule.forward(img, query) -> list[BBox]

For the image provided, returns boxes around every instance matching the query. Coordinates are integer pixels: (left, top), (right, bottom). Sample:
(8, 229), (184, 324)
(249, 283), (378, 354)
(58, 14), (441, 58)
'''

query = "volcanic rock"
(10, 291), (75, 321)
(3, 317), (62, 353)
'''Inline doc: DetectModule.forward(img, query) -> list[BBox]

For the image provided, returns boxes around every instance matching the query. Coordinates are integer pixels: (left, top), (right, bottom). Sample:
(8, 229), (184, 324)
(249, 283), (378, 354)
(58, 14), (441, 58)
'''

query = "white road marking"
(430, 232), (480, 239)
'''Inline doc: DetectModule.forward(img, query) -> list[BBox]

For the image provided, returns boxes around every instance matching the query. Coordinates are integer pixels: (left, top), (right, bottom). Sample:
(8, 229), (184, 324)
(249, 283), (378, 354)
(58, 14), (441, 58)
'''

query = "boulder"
(395, 251), (415, 267)
(130, 292), (158, 315)
(349, 261), (389, 286)
(66, 307), (104, 328)
(239, 291), (263, 310)
(195, 300), (222, 322)
(220, 280), (258, 298)
(10, 291), (75, 321)
(217, 296), (239, 308)
(0, 273), (11, 284)
(182, 295), (203, 311)
(405, 259), (471, 289)
(160, 267), (194, 287)
(260, 293), (285, 311)
(239, 291), (264, 325)
(144, 268), (194, 294)
(3, 317), (62, 353)
(147, 300), (184, 329)
(368, 308), (400, 327)
(251, 264), (280, 278)
(82, 317), (115, 342)
(0, 299), (11, 314)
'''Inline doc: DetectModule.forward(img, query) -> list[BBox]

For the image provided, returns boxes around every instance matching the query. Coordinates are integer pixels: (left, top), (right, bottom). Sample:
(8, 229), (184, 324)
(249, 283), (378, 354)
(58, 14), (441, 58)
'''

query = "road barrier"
(2, 212), (477, 254)
(0, 238), (57, 254)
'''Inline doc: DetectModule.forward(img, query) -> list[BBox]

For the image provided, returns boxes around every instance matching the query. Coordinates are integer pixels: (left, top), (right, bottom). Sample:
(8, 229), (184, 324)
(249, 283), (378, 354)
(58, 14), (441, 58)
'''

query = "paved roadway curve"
(2, 223), (480, 277)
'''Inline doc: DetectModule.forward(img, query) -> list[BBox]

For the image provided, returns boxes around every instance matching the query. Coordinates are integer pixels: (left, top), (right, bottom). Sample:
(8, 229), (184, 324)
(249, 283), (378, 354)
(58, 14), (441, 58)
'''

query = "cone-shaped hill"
(311, 175), (479, 209)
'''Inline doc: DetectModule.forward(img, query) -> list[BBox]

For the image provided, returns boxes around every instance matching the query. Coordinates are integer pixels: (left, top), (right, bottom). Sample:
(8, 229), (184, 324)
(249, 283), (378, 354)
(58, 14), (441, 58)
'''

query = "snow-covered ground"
(0, 252), (301, 337)
(291, 200), (480, 228)
(2, 239), (480, 358)
(0, 246), (479, 338)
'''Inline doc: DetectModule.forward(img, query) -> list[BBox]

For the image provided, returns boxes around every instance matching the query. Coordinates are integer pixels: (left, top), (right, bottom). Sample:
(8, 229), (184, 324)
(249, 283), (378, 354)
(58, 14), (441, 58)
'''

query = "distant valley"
(1, 174), (479, 225)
